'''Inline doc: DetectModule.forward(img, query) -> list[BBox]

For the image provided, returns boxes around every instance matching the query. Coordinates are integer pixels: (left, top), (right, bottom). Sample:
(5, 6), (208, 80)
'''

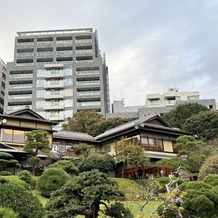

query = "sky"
(0, 0), (218, 106)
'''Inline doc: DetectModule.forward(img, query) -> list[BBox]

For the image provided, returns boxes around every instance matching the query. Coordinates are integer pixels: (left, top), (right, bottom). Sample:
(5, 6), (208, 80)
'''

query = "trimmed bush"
(0, 183), (44, 218)
(37, 168), (71, 197)
(48, 160), (79, 175)
(0, 177), (9, 184)
(183, 181), (212, 191)
(0, 176), (29, 189)
(0, 207), (18, 218)
(0, 171), (13, 176)
(203, 174), (218, 187)
(18, 170), (31, 184)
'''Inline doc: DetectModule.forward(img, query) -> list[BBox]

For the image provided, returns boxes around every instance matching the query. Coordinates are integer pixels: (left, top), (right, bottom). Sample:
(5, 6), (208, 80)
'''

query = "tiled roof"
(53, 131), (96, 142)
(95, 114), (161, 140)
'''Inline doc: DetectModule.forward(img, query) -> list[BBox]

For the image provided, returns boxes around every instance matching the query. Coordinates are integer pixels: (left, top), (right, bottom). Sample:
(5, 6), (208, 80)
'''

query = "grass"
(31, 189), (49, 206)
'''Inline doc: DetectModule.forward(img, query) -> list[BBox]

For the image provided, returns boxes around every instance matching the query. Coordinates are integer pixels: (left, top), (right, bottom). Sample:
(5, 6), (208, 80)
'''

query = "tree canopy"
(162, 102), (209, 129)
(24, 130), (50, 156)
(62, 111), (104, 133)
(157, 135), (208, 178)
(46, 170), (132, 218)
(182, 110), (218, 140)
(114, 138), (148, 178)
(62, 111), (130, 136)
(0, 152), (20, 171)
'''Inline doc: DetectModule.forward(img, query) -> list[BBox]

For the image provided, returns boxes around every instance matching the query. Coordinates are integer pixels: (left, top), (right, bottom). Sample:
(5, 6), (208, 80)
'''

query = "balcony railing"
(37, 41), (53, 45)
(8, 94), (32, 99)
(76, 80), (100, 85)
(9, 74), (33, 79)
(76, 60), (93, 64)
(75, 39), (92, 44)
(16, 63), (34, 66)
(76, 70), (99, 76)
(56, 40), (72, 44)
(17, 42), (34, 46)
(37, 51), (54, 56)
(9, 84), (32, 89)
(143, 145), (164, 152)
(77, 101), (101, 107)
(56, 51), (73, 55)
(17, 52), (34, 57)
(77, 91), (100, 96)
(76, 50), (92, 54)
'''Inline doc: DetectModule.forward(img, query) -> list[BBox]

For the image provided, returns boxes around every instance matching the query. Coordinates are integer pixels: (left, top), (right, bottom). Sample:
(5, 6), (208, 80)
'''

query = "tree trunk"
(121, 162), (127, 178)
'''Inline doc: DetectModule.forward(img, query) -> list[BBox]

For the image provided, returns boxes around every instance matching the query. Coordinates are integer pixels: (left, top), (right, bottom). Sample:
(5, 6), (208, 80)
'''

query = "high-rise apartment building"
(4, 28), (110, 129)
(0, 58), (6, 114)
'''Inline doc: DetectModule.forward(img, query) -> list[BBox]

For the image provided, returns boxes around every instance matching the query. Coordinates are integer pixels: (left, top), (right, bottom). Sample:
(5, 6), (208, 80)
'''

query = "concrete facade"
(0, 58), (6, 114)
(4, 28), (110, 129)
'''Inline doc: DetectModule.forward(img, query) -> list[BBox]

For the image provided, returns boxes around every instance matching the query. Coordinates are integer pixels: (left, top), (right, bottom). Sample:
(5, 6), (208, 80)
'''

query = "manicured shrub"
(198, 154), (218, 180)
(30, 176), (38, 189)
(48, 160), (79, 175)
(37, 168), (71, 197)
(0, 183), (44, 218)
(0, 171), (13, 176)
(183, 181), (212, 191)
(0, 177), (9, 184)
(182, 188), (218, 218)
(18, 170), (31, 184)
(0, 207), (18, 218)
(0, 176), (29, 189)
(203, 174), (218, 187)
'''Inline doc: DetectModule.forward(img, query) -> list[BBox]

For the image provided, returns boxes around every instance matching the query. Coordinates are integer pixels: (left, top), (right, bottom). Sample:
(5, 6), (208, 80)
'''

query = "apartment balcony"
(44, 93), (64, 99)
(44, 71), (64, 78)
(44, 82), (64, 89)
(17, 42), (34, 47)
(9, 84), (33, 89)
(44, 103), (64, 110)
(37, 51), (54, 56)
(8, 94), (32, 100)
(77, 101), (101, 107)
(76, 80), (100, 86)
(75, 39), (92, 44)
(17, 52), (34, 57)
(9, 74), (33, 79)
(56, 51), (73, 55)
(76, 50), (93, 55)
(56, 40), (72, 45)
(77, 91), (100, 97)
(37, 41), (53, 45)
(76, 70), (99, 76)
(47, 116), (65, 121)
(16, 63), (34, 66)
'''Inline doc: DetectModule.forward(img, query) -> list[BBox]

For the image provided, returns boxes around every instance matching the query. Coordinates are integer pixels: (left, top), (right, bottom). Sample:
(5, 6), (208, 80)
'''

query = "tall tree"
(46, 170), (132, 218)
(162, 103), (209, 129)
(182, 110), (218, 140)
(114, 138), (148, 178)
(24, 130), (50, 156)
(62, 111), (104, 133)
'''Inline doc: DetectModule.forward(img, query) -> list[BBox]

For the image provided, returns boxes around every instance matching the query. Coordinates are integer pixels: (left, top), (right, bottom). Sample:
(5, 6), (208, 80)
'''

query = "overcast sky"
(0, 0), (218, 106)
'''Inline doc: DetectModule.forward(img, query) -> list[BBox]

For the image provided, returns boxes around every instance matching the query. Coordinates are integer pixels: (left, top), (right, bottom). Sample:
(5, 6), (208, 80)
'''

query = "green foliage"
(162, 102), (209, 129)
(0, 183), (44, 218)
(24, 130), (50, 156)
(182, 185), (218, 217)
(62, 110), (104, 133)
(183, 111), (218, 140)
(46, 169), (125, 218)
(0, 176), (29, 189)
(0, 207), (18, 218)
(157, 157), (184, 170)
(18, 170), (31, 184)
(87, 117), (131, 137)
(27, 156), (42, 176)
(0, 152), (20, 171)
(0, 171), (12, 176)
(156, 177), (183, 193)
(198, 154), (218, 180)
(183, 181), (212, 190)
(37, 168), (71, 197)
(80, 152), (116, 173)
(48, 160), (79, 175)
(202, 174), (218, 187)
(0, 177), (9, 184)
(114, 138), (148, 177)
(104, 202), (134, 218)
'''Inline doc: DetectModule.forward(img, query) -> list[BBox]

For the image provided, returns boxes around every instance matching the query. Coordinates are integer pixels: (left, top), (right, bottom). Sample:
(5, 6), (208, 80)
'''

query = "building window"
(104, 145), (111, 152)
(1, 129), (25, 144)
(141, 136), (163, 151)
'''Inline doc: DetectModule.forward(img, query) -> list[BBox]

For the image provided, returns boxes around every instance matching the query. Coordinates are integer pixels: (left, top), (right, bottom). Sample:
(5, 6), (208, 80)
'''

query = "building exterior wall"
(145, 88), (200, 107)
(4, 28), (110, 129)
(0, 58), (6, 114)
